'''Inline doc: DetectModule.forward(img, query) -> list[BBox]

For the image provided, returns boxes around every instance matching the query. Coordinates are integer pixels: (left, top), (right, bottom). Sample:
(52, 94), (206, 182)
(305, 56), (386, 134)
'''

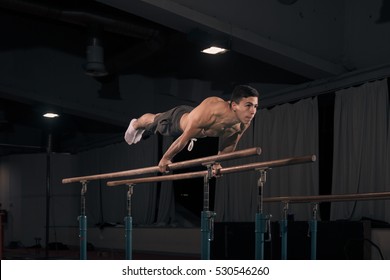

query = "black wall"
(211, 221), (370, 260)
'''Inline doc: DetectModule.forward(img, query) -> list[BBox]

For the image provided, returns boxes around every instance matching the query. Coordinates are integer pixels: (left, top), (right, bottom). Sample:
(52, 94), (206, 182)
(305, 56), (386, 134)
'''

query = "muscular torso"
(158, 96), (256, 168)
(179, 97), (244, 138)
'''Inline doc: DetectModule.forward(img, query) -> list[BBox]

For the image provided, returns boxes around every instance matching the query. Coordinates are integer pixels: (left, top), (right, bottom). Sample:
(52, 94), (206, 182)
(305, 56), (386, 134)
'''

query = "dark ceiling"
(0, 0), (310, 156)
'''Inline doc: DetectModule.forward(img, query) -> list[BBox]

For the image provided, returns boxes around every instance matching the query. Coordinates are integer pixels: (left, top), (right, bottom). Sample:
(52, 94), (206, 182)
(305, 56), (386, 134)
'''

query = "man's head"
(230, 85), (259, 104)
(230, 85), (259, 125)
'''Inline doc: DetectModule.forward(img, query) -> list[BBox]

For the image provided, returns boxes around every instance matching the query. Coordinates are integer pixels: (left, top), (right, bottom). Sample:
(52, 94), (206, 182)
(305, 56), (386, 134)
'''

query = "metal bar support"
(308, 203), (318, 260)
(255, 169), (271, 260)
(125, 184), (134, 260)
(79, 180), (88, 260)
(201, 163), (216, 260)
(280, 202), (289, 260)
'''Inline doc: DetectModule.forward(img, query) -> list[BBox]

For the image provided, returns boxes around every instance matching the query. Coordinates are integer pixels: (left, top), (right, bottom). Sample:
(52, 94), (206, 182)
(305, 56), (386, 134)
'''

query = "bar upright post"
(0, 212), (3, 260)
(309, 203), (318, 260)
(201, 163), (216, 260)
(255, 169), (271, 260)
(280, 202), (289, 260)
(124, 184), (134, 260)
(79, 181), (88, 260)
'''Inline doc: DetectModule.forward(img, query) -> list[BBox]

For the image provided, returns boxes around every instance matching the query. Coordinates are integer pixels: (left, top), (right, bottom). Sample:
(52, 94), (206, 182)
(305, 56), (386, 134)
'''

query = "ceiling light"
(84, 36), (108, 77)
(43, 113), (59, 118)
(188, 29), (230, 54)
(201, 46), (228, 55)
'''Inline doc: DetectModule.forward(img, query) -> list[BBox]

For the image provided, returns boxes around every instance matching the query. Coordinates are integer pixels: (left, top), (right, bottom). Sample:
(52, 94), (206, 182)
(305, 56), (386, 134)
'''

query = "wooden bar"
(263, 191), (390, 204)
(62, 147), (261, 184)
(107, 155), (316, 187)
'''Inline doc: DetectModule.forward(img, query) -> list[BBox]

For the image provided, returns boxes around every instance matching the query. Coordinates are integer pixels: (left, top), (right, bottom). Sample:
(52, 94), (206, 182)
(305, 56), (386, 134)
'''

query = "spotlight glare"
(201, 46), (228, 55)
(43, 113), (59, 118)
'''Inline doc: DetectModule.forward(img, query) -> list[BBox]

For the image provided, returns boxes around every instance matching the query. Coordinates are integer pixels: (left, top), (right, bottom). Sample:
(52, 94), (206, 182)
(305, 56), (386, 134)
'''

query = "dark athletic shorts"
(144, 105), (194, 137)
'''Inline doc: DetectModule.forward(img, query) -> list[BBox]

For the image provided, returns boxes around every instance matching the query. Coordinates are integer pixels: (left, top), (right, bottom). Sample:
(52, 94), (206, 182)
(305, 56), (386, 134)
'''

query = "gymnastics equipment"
(63, 147), (262, 260)
(62, 147), (262, 184)
(263, 191), (390, 260)
(107, 154), (317, 260)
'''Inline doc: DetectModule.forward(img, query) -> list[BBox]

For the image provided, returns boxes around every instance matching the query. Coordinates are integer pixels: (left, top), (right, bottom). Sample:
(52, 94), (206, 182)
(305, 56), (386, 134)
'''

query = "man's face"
(232, 97), (258, 124)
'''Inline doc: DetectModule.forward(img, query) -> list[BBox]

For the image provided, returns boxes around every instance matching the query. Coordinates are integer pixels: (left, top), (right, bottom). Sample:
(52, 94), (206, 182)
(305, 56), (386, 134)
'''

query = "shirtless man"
(124, 85), (259, 173)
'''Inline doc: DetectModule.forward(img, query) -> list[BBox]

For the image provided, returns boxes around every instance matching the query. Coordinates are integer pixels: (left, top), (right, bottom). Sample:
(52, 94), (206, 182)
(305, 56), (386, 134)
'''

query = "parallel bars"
(62, 147), (261, 184)
(107, 155), (316, 186)
(263, 192), (390, 260)
(63, 147), (262, 260)
(107, 154), (317, 260)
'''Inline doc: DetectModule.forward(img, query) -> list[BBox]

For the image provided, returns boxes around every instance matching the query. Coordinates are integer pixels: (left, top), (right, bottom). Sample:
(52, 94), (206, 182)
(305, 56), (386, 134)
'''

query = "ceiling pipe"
(0, 143), (43, 150)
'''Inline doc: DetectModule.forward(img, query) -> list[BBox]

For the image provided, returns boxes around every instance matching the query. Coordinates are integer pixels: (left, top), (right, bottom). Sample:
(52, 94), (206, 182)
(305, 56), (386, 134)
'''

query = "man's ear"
(231, 101), (238, 111)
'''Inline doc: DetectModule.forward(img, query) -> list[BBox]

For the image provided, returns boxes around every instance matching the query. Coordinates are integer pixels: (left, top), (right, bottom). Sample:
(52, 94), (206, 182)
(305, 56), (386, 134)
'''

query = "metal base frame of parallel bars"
(201, 163), (216, 260)
(107, 155), (316, 260)
(255, 169), (271, 260)
(64, 150), (321, 260)
(63, 148), (263, 260)
(79, 181), (87, 260)
(264, 192), (390, 260)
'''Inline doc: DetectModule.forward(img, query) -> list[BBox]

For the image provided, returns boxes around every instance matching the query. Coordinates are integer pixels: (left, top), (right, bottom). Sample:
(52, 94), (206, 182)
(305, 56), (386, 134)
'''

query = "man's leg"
(124, 113), (158, 145)
(133, 113), (158, 129)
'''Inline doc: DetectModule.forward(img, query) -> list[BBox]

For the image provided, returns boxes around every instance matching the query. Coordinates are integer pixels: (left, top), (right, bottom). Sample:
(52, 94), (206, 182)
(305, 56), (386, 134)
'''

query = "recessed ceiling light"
(43, 112), (59, 118)
(201, 46), (228, 55)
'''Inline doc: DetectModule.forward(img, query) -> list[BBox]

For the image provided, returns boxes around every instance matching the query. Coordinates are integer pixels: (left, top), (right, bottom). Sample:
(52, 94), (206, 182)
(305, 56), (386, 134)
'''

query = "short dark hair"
(230, 85), (259, 104)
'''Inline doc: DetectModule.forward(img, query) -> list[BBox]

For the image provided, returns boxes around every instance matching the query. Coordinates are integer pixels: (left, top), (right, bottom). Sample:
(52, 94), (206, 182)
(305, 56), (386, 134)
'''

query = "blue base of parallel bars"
(309, 219), (317, 260)
(280, 219), (288, 260)
(79, 215), (87, 260)
(255, 213), (268, 260)
(125, 216), (132, 260)
(201, 211), (213, 260)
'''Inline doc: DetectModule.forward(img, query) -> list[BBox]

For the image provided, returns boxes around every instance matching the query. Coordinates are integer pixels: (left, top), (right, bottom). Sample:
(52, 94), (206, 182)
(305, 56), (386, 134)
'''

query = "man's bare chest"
(201, 123), (240, 137)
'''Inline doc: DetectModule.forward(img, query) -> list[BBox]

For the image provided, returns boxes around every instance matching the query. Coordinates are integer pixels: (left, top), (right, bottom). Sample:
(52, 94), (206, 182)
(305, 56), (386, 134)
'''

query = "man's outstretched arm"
(158, 127), (202, 173)
(218, 124), (248, 154)
(218, 133), (239, 154)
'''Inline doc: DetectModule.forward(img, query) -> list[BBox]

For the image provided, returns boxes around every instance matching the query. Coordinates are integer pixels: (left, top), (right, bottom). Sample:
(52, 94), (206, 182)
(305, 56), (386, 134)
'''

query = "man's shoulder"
(190, 97), (227, 119)
(202, 96), (225, 103)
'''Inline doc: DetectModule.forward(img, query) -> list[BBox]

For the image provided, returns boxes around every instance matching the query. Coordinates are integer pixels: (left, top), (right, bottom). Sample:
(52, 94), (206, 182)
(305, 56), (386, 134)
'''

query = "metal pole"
(201, 163), (216, 260)
(280, 202), (289, 260)
(309, 203), (318, 260)
(79, 181), (88, 260)
(255, 169), (271, 260)
(125, 184), (133, 260)
(0, 212), (3, 259)
(45, 133), (52, 259)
